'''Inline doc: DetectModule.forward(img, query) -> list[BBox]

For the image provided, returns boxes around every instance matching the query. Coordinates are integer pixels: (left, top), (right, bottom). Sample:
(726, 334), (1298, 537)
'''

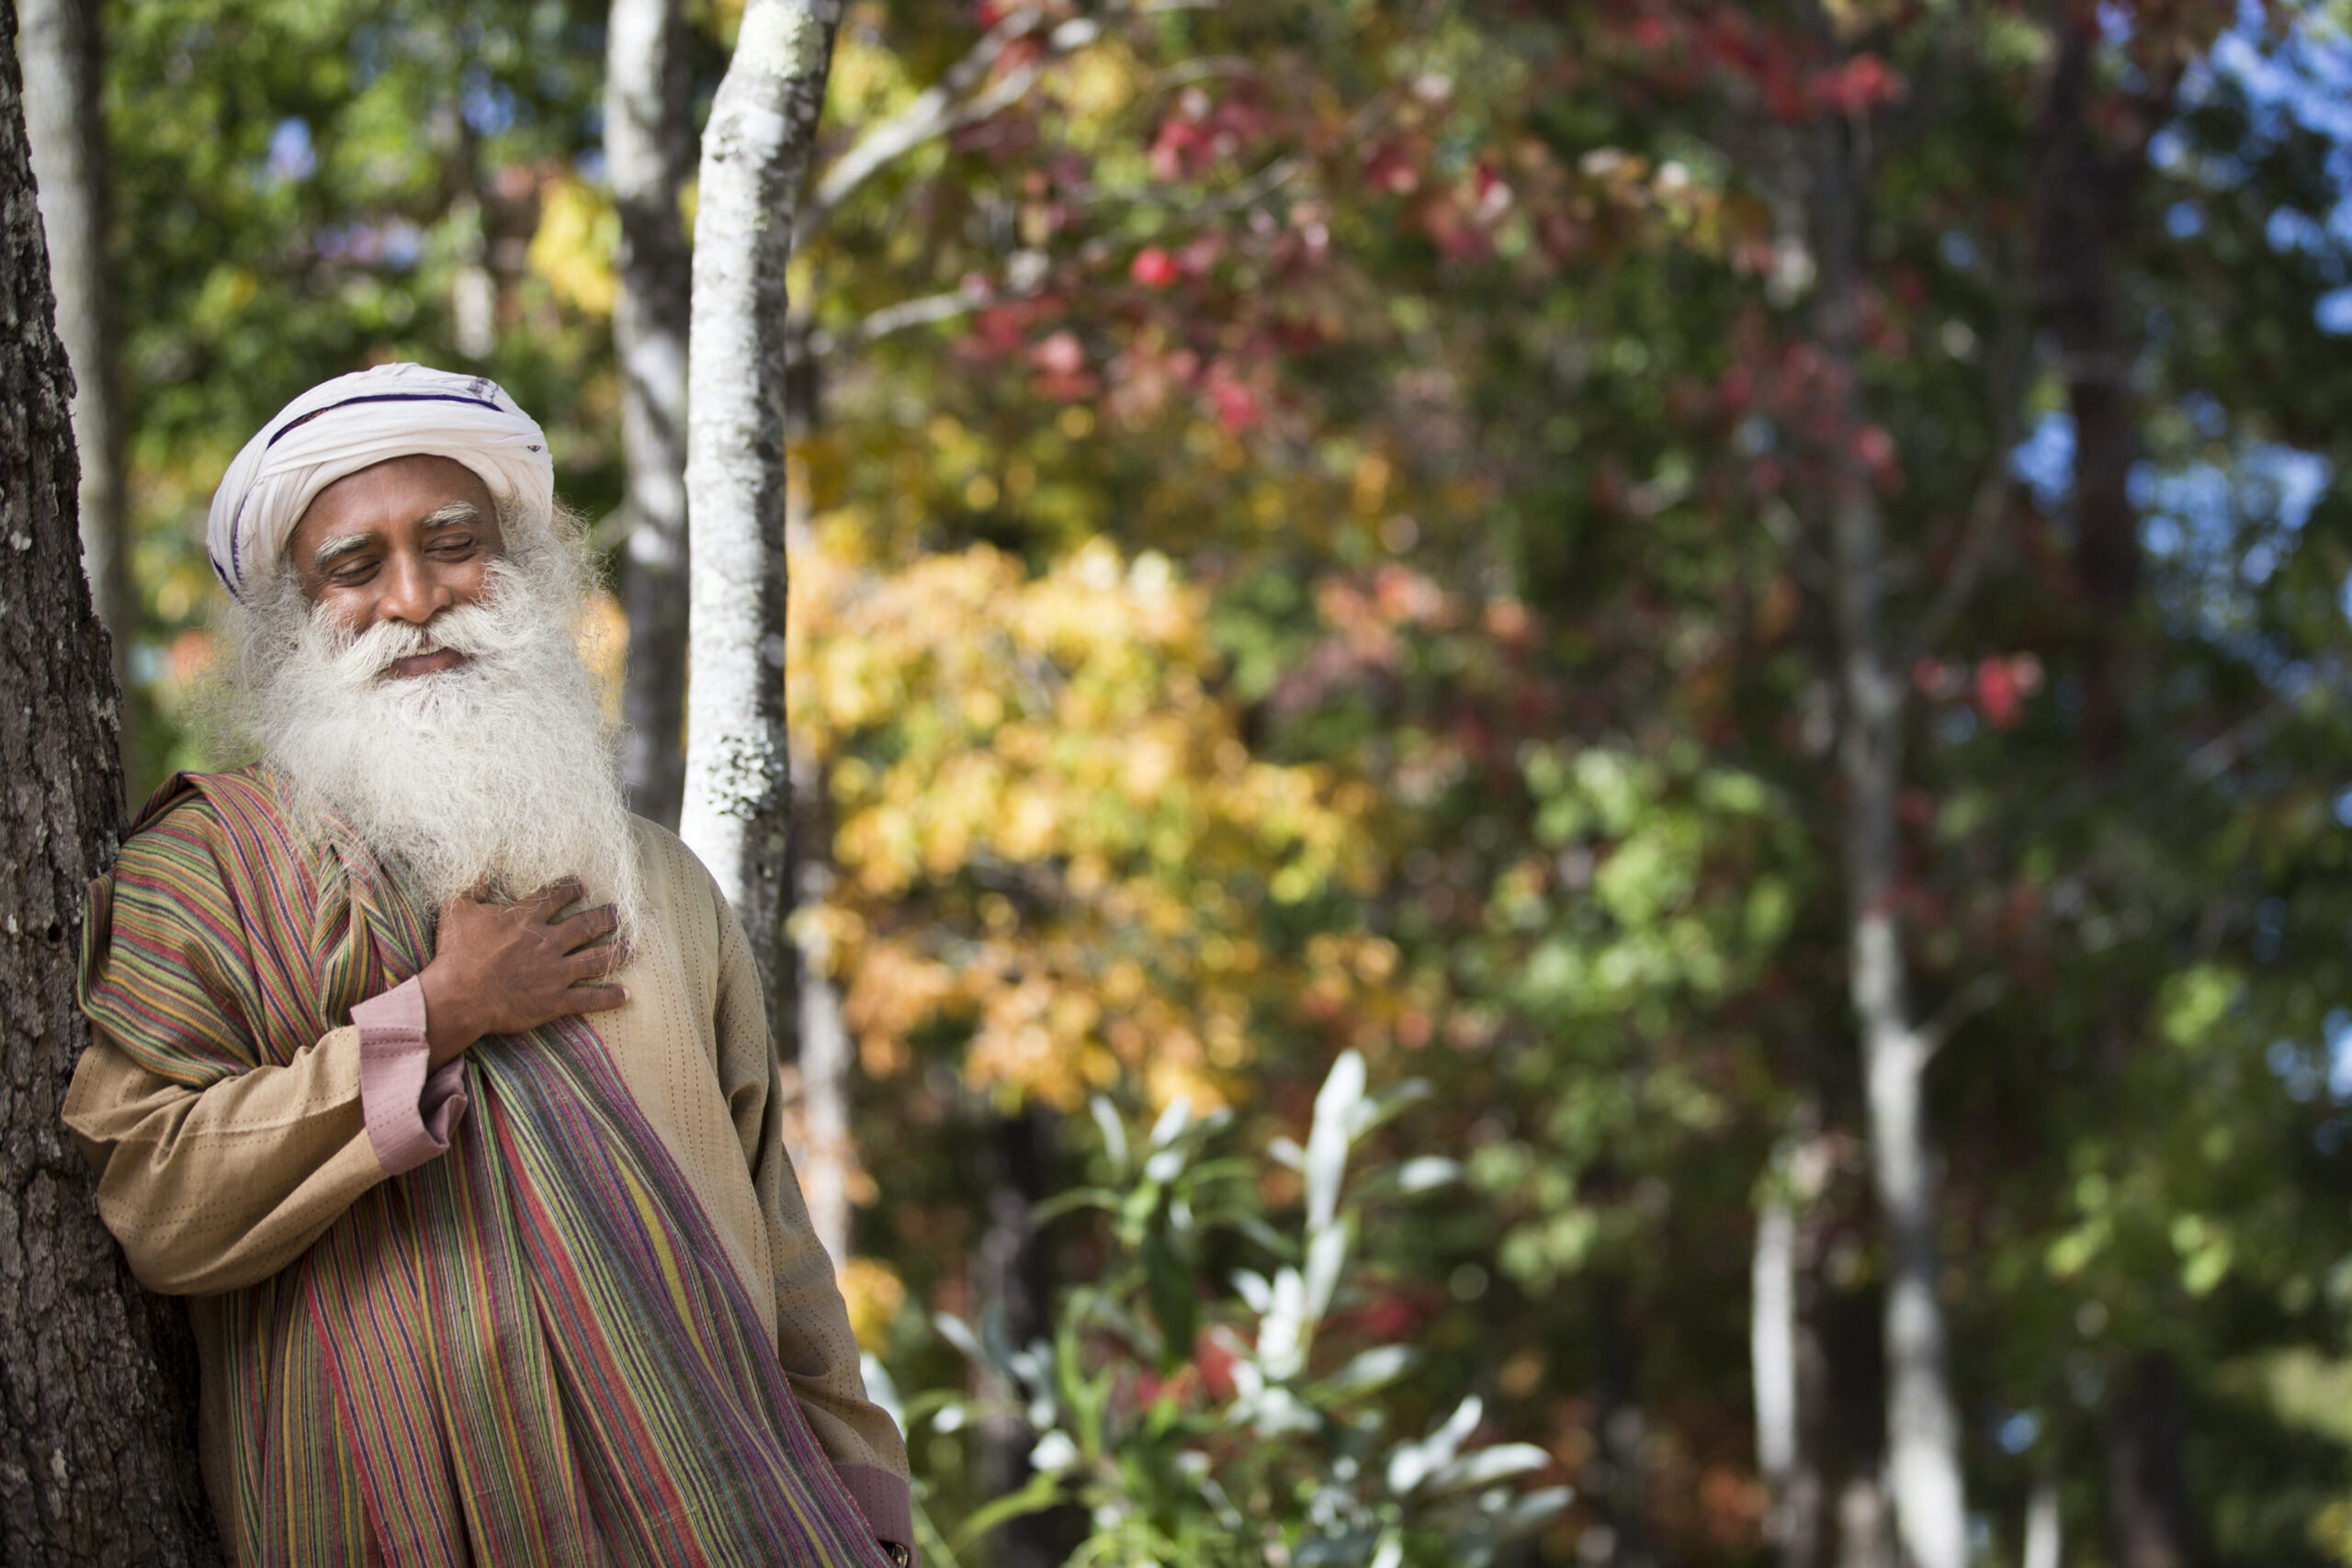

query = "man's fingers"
(555, 903), (622, 953)
(569, 942), (630, 981)
(527, 876), (588, 917)
(562, 983), (630, 1015)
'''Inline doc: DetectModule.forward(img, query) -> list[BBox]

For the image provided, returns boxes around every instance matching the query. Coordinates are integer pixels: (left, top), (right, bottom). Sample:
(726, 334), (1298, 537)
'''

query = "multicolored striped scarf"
(81, 770), (888, 1568)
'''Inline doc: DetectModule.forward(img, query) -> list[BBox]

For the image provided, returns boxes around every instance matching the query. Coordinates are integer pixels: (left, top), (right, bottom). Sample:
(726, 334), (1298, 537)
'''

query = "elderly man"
(63, 365), (913, 1567)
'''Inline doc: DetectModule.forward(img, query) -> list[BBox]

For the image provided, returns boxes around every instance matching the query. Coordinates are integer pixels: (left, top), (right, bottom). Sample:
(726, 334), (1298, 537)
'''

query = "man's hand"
(416, 877), (630, 1068)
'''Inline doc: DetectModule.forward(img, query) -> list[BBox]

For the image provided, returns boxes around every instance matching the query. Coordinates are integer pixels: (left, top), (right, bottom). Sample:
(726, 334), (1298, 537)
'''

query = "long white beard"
(224, 538), (641, 931)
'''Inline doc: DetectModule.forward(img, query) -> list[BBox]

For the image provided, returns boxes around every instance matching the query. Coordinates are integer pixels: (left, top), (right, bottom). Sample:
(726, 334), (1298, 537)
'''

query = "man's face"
(286, 454), (504, 680)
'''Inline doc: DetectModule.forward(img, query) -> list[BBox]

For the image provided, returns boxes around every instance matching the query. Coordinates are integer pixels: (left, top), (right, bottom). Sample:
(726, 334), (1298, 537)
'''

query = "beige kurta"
(64, 813), (911, 1540)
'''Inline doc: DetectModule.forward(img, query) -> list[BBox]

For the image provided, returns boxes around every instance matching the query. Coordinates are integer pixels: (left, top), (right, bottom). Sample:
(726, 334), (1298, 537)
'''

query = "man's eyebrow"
(308, 502), (481, 570)
(311, 533), (372, 570)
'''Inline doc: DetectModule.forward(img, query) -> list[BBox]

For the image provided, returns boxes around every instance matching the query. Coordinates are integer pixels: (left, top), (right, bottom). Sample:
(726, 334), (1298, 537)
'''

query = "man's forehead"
(290, 457), (495, 545)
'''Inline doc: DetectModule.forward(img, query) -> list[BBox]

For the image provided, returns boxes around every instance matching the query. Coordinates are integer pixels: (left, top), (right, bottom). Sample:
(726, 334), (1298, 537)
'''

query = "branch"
(798, 6), (1051, 247)
(797, 0), (1218, 251)
(1905, 304), (2031, 660)
(1918, 970), (2005, 1061)
(807, 279), (1000, 357)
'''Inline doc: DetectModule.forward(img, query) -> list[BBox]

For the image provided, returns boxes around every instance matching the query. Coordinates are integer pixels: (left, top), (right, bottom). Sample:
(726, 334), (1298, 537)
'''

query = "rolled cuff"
(836, 1462), (916, 1564)
(354, 976), (469, 1174)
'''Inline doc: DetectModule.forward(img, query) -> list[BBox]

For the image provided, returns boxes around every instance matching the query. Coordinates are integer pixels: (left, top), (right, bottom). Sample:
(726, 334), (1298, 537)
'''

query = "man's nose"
(376, 552), (453, 626)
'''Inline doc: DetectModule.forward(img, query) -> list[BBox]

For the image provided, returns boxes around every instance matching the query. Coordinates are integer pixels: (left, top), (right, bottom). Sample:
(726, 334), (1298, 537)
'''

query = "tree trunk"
(678, 0), (840, 1017)
(607, 0), (694, 829)
(1757, 1131), (1827, 1568)
(17, 0), (130, 752)
(1835, 1477), (1894, 1568)
(2031, 8), (2163, 768)
(2024, 1470), (2061, 1568)
(0, 9), (217, 1556)
(2107, 1350), (2199, 1568)
(973, 1108), (1084, 1568)
(1811, 100), (1968, 1568)
(786, 735), (853, 1264)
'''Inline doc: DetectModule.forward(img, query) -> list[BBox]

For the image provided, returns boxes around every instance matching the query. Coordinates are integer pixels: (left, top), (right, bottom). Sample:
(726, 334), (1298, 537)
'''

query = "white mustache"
(311, 579), (533, 683)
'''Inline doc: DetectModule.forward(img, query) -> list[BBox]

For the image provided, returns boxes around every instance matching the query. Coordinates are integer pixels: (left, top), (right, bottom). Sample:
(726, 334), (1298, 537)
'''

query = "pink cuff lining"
(835, 1463), (916, 1563)
(354, 976), (469, 1175)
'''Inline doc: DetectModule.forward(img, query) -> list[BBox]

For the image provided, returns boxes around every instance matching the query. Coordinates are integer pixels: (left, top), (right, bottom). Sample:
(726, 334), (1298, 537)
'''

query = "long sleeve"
(65, 1021), (384, 1295)
(708, 886), (916, 1554)
(64, 977), (470, 1298)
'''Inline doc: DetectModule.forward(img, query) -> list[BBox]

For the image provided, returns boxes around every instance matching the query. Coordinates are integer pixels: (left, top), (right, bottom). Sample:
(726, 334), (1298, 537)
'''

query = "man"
(64, 364), (915, 1567)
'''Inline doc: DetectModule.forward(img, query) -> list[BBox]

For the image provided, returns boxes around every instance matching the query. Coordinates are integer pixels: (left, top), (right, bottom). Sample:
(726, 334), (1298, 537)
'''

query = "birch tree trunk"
(0, 9), (217, 1555)
(607, 0), (695, 829)
(787, 733), (853, 1264)
(1812, 103), (1969, 1568)
(679, 0), (840, 1018)
(17, 0), (130, 705)
(1756, 1128), (1826, 1568)
(1754, 1185), (1799, 1517)
(2023, 1472), (2061, 1568)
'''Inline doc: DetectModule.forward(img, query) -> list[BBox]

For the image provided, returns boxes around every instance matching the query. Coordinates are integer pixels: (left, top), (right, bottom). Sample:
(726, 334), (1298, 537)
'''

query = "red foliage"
(1130, 245), (1181, 288)
(1975, 657), (2020, 729)
(1808, 53), (1905, 116)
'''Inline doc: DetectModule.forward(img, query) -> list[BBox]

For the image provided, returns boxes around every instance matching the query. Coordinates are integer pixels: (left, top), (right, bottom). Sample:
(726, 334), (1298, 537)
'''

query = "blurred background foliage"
(66, 0), (2352, 1562)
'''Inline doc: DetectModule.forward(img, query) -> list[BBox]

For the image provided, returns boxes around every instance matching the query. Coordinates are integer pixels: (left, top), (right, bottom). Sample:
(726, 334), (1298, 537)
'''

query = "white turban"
(206, 363), (554, 602)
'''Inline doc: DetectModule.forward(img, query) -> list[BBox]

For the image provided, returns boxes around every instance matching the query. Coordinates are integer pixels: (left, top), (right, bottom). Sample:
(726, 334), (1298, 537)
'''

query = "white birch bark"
(679, 0), (840, 1016)
(2023, 1473), (2060, 1568)
(606, 0), (695, 828)
(1833, 423), (1967, 1568)
(18, 0), (128, 686)
(788, 746), (854, 1266)
(1812, 101), (1968, 1568)
(1754, 1187), (1798, 1514)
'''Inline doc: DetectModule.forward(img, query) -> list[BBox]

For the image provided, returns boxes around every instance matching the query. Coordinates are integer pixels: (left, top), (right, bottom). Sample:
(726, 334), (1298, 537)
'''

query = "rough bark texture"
(2107, 1351), (2200, 1568)
(17, 0), (130, 715)
(0, 8), (219, 1557)
(1811, 98), (1967, 1568)
(607, 0), (695, 829)
(678, 0), (840, 1021)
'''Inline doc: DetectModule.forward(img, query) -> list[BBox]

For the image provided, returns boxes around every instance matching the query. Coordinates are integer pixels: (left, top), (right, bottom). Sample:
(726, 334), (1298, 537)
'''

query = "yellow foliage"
(1047, 37), (1145, 150)
(836, 1257), (907, 1352)
(577, 588), (628, 725)
(825, 6), (921, 128)
(792, 534), (1382, 1111)
(528, 175), (619, 319)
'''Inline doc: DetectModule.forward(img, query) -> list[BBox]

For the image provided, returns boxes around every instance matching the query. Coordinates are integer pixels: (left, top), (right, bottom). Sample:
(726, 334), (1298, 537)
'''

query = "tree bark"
(1810, 99), (1969, 1568)
(2107, 1350), (2199, 1568)
(786, 735), (853, 1264)
(1757, 1131), (1827, 1568)
(607, 0), (695, 829)
(17, 0), (130, 749)
(0, 6), (217, 1555)
(2031, 7), (2165, 767)
(678, 0), (840, 1018)
(972, 1108), (1084, 1568)
(2024, 1469), (2062, 1568)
